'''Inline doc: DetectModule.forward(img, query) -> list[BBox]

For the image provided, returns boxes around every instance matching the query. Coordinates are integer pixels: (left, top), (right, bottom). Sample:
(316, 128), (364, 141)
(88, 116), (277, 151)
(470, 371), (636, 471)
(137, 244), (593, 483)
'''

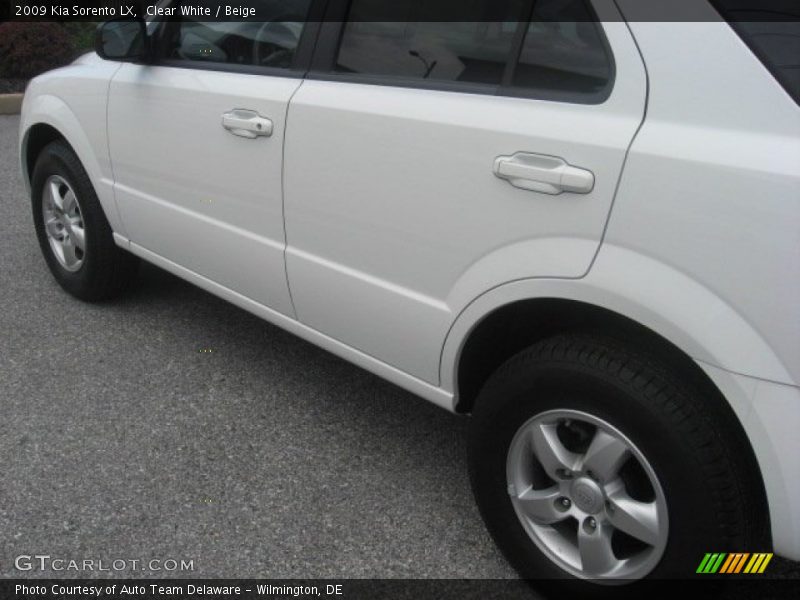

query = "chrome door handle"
(493, 152), (595, 195)
(221, 109), (273, 139)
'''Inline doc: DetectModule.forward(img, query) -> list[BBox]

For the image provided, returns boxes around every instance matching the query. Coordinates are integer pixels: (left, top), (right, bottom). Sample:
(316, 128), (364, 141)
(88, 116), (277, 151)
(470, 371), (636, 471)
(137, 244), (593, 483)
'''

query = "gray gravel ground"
(1, 115), (797, 594)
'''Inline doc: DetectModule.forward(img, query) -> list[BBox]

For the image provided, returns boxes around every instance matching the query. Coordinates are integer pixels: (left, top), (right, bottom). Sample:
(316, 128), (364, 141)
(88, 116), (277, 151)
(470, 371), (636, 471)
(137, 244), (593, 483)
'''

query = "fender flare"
(440, 243), (793, 406)
(19, 93), (126, 236)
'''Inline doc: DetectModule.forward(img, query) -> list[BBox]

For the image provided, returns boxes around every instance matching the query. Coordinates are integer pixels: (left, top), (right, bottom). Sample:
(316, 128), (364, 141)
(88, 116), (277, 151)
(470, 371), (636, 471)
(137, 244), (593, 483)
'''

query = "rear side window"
(333, 0), (612, 101)
(514, 3), (612, 95)
(334, 4), (527, 86)
(159, 0), (312, 70)
(712, 0), (800, 103)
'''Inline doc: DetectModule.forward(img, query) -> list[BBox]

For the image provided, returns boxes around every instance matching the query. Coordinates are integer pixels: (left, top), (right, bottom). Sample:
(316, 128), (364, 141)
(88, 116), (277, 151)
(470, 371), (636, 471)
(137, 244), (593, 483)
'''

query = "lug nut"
(556, 497), (571, 511)
(584, 517), (597, 533)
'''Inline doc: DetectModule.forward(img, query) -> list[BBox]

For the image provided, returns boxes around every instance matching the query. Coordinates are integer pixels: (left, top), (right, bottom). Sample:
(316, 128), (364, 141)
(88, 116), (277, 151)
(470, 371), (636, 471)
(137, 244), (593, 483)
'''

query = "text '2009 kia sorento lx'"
(18, 0), (799, 591)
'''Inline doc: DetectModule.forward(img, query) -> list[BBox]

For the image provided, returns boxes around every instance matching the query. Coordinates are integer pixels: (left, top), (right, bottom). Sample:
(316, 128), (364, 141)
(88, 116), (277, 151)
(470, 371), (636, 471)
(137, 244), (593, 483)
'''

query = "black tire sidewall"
(468, 352), (737, 590)
(31, 143), (107, 299)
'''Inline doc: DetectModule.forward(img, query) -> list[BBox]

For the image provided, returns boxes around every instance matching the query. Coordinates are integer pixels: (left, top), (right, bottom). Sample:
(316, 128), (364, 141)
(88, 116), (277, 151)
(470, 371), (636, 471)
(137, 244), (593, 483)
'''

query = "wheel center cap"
(570, 477), (604, 514)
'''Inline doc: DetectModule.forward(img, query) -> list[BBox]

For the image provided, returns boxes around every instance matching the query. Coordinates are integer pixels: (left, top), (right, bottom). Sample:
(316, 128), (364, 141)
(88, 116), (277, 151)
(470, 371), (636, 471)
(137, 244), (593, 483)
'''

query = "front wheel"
(31, 141), (139, 301)
(468, 334), (763, 592)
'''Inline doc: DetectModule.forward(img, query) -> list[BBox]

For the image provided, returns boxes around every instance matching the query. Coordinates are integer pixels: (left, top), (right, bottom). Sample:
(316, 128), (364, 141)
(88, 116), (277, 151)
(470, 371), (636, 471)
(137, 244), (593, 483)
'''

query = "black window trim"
(306, 0), (616, 105)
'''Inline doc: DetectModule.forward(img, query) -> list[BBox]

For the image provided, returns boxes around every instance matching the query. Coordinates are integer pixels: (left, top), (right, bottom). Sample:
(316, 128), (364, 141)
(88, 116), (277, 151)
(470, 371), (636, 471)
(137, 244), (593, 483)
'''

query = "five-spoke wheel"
(42, 174), (86, 272)
(506, 410), (668, 580)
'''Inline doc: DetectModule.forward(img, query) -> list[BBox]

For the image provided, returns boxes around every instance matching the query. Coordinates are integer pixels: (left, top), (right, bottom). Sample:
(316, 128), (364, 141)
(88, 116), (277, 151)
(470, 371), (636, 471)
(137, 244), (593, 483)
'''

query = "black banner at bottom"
(2, 579), (799, 600)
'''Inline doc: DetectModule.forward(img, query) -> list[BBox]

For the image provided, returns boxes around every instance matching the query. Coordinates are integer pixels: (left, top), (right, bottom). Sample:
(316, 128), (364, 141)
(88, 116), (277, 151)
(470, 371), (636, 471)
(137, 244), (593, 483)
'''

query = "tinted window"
(712, 0), (800, 104)
(161, 0), (311, 69)
(333, 0), (611, 100)
(335, 0), (528, 86)
(514, 1), (611, 95)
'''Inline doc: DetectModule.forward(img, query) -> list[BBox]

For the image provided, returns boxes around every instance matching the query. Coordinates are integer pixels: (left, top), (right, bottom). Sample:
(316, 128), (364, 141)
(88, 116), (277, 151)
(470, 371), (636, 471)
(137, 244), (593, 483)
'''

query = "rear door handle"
(493, 152), (595, 195)
(221, 109), (273, 139)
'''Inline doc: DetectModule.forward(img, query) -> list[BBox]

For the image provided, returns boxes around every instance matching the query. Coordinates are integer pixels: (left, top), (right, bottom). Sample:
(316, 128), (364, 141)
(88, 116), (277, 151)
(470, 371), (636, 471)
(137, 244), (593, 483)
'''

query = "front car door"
(283, 0), (647, 383)
(108, 0), (315, 316)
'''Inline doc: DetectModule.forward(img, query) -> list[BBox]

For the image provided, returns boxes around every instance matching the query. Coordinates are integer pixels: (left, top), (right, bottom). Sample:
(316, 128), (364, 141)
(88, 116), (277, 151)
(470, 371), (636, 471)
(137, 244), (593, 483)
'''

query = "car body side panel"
(284, 19), (647, 385)
(107, 65), (301, 316)
(612, 17), (800, 387)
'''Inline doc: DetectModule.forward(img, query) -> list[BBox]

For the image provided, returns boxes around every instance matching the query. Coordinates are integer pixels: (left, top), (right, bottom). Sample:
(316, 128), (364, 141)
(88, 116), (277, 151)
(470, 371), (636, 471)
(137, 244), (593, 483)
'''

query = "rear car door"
(108, 0), (315, 316)
(283, 0), (647, 383)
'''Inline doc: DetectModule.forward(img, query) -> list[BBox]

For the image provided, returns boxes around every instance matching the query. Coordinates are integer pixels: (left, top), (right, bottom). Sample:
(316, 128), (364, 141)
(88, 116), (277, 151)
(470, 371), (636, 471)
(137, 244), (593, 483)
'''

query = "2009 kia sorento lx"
(17, 0), (799, 589)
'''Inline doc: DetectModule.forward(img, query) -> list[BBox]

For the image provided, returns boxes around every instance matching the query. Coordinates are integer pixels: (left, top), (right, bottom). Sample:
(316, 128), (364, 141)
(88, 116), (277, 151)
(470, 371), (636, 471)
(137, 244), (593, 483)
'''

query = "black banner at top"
(2, 0), (800, 23)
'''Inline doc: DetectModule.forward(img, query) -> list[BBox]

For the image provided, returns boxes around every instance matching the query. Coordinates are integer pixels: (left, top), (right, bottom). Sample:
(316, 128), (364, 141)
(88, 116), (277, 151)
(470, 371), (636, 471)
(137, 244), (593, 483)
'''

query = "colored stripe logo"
(697, 553), (773, 574)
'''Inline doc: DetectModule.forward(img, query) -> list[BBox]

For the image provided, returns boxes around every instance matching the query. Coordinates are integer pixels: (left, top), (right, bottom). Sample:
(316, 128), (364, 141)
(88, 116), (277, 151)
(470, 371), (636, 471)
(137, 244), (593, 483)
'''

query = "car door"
(108, 0), (315, 316)
(284, 0), (647, 383)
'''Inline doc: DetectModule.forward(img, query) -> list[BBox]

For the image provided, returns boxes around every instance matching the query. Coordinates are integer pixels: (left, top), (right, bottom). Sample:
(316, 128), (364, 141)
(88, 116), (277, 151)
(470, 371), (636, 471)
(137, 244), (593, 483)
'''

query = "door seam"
(280, 79), (306, 320)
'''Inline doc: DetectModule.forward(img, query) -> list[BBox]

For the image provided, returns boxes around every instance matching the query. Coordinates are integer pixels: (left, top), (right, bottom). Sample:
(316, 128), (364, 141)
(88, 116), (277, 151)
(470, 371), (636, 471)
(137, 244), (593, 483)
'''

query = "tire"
(31, 141), (139, 301)
(468, 334), (764, 595)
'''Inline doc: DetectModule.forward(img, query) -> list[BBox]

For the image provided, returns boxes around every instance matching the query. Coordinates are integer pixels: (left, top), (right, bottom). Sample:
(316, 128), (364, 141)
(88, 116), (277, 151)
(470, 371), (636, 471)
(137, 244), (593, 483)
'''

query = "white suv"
(18, 0), (799, 588)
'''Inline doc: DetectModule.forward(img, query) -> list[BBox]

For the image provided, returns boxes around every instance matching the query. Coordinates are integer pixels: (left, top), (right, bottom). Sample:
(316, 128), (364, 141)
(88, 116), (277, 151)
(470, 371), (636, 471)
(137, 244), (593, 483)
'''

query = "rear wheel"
(31, 141), (139, 301)
(468, 334), (764, 593)
(505, 407), (668, 580)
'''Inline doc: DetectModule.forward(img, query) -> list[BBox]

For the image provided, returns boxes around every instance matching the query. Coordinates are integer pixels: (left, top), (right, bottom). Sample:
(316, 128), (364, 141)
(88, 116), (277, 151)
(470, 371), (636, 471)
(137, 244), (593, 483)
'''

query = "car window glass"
(334, 0), (611, 100)
(335, 0), (528, 85)
(161, 0), (311, 69)
(513, 0), (611, 94)
(712, 0), (800, 104)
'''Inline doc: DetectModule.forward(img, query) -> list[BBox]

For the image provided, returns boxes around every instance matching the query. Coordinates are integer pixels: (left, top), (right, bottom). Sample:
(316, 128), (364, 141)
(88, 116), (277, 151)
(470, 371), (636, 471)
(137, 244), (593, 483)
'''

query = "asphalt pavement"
(0, 114), (797, 592)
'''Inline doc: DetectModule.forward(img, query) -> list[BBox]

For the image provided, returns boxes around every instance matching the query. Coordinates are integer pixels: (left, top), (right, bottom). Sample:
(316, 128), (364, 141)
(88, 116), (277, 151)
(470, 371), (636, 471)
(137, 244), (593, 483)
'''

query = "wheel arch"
(442, 248), (781, 548)
(453, 295), (770, 547)
(20, 93), (126, 236)
(22, 122), (70, 189)
(444, 246), (793, 396)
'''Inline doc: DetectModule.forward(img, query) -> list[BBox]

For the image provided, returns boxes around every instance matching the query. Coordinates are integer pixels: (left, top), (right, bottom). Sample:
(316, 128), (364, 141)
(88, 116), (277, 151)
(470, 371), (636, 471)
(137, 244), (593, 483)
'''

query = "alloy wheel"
(506, 409), (669, 582)
(42, 175), (86, 272)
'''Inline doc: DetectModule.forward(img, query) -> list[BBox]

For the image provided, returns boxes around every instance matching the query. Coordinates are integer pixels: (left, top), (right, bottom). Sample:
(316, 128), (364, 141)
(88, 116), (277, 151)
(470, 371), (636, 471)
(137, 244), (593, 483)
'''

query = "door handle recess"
(222, 109), (273, 139)
(493, 152), (595, 195)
